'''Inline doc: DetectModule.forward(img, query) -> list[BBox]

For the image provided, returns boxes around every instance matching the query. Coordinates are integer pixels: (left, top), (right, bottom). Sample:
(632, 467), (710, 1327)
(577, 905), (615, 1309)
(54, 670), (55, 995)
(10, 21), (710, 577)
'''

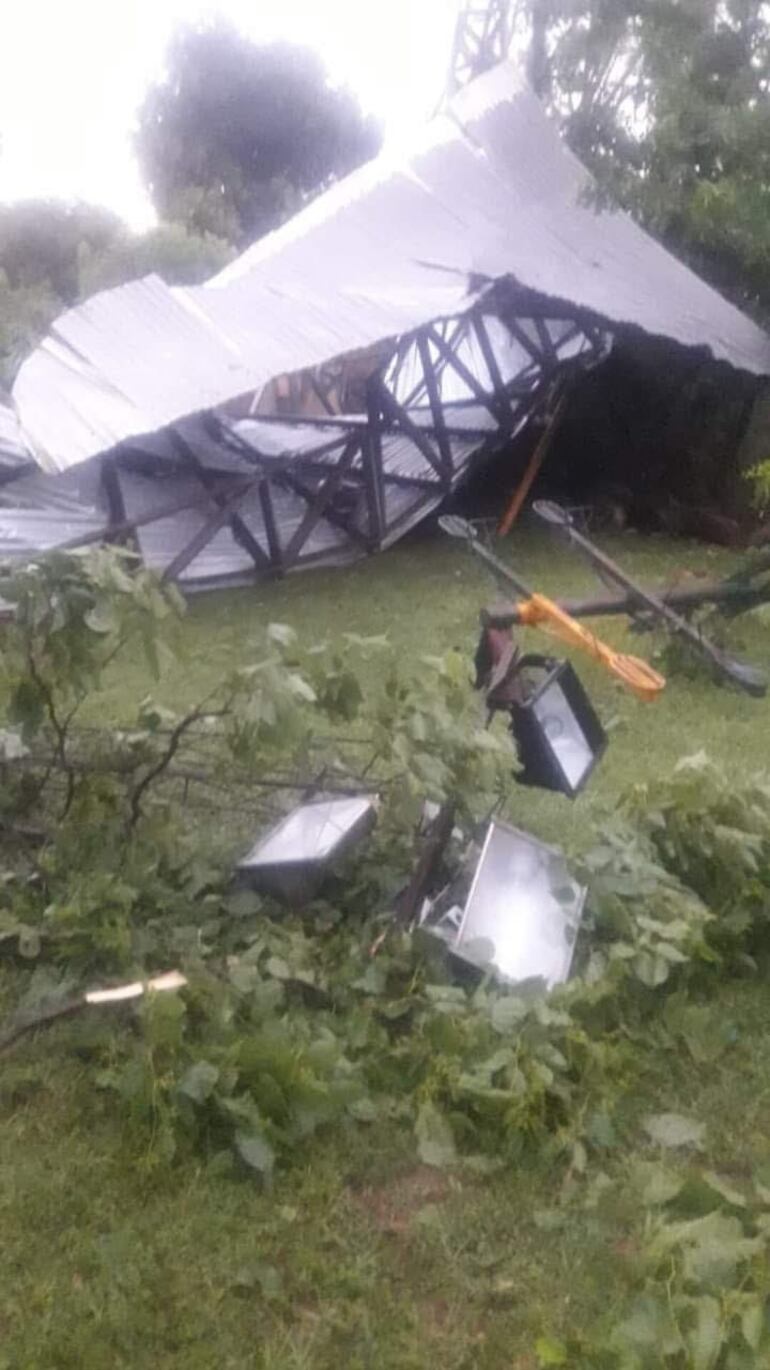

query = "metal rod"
(482, 579), (770, 627)
(533, 501), (767, 697)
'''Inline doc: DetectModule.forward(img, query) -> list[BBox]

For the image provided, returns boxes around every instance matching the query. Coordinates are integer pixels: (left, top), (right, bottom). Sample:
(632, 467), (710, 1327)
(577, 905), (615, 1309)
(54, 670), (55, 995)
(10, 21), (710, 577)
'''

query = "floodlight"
(509, 657), (606, 797)
(421, 819), (585, 989)
(236, 795), (377, 904)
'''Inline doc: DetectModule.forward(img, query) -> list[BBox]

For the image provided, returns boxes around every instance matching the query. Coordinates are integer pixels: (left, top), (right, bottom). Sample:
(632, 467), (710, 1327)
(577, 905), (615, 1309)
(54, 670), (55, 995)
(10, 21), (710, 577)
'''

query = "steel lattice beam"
(449, 1), (517, 94)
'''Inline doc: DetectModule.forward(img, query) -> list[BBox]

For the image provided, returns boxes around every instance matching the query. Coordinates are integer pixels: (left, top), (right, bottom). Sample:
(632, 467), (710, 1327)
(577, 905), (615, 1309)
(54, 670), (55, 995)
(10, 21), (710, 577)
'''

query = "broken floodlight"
(510, 658), (607, 797)
(421, 819), (585, 989)
(236, 795), (378, 904)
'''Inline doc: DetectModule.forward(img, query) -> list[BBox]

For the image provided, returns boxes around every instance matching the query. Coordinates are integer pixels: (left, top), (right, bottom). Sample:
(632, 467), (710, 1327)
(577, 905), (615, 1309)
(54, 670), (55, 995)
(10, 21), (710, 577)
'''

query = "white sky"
(0, 0), (457, 229)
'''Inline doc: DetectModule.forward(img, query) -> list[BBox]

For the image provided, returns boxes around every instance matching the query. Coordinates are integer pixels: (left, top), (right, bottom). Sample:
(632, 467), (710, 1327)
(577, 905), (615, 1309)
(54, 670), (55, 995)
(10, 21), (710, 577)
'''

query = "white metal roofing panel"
(12, 61), (770, 474)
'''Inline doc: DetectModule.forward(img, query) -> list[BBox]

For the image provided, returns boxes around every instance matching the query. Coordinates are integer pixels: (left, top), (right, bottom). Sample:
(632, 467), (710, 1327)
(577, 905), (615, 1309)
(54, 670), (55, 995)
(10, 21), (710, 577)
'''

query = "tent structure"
(2, 62), (769, 587)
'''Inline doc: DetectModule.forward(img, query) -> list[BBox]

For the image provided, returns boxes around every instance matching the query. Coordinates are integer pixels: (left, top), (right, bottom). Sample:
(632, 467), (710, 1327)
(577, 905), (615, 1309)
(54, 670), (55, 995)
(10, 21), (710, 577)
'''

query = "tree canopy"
(136, 22), (382, 246)
(0, 208), (233, 385)
(2, 6), (769, 386)
(521, 0), (770, 314)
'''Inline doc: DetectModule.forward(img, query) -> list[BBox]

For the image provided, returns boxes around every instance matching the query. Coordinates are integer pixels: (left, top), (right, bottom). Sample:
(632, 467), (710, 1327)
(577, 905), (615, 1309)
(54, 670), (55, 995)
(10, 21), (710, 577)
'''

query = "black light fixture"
(509, 655), (607, 798)
(476, 625), (606, 797)
(420, 818), (586, 989)
(236, 795), (378, 905)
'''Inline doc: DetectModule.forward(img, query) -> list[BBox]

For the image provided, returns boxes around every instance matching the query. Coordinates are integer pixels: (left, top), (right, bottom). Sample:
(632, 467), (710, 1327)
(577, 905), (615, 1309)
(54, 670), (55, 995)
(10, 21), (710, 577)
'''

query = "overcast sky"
(0, 0), (457, 228)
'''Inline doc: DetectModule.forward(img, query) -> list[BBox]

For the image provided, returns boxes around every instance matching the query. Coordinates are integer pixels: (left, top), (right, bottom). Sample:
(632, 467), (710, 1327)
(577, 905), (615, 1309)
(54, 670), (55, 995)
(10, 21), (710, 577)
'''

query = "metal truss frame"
(448, 1), (517, 95)
(87, 293), (607, 584)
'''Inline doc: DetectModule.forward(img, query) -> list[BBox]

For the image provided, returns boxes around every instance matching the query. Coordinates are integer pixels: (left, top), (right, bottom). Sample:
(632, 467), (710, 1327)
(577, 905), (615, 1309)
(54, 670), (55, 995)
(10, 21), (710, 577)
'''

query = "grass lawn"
(2, 522), (770, 1369)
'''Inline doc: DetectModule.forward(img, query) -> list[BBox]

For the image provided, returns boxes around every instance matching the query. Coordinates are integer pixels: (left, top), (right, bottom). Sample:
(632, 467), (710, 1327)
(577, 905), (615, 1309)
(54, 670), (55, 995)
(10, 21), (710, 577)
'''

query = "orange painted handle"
(517, 593), (666, 701)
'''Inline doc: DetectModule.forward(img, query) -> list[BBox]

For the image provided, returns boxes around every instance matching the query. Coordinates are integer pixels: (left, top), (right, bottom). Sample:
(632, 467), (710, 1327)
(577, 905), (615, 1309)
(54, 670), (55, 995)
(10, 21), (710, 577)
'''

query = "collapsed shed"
(3, 61), (770, 587)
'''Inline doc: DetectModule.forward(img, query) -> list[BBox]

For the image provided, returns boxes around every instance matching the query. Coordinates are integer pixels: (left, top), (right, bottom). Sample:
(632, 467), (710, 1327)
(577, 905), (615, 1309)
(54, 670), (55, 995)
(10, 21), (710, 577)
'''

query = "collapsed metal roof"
(0, 61), (768, 590)
(12, 61), (770, 475)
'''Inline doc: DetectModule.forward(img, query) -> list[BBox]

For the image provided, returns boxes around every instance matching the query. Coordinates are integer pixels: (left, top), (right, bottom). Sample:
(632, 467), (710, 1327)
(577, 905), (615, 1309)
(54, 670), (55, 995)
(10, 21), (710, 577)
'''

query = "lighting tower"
(448, 1), (518, 94)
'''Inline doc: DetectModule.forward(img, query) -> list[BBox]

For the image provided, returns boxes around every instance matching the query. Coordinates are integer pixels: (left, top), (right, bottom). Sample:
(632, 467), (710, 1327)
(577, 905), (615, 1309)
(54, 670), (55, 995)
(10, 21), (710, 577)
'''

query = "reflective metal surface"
(532, 679), (594, 791)
(236, 795), (378, 904)
(455, 820), (585, 988)
(242, 797), (375, 867)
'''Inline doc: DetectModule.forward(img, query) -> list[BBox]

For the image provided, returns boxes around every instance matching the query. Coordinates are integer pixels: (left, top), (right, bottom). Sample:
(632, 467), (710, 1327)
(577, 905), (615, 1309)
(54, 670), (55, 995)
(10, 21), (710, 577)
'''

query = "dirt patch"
(353, 1165), (455, 1236)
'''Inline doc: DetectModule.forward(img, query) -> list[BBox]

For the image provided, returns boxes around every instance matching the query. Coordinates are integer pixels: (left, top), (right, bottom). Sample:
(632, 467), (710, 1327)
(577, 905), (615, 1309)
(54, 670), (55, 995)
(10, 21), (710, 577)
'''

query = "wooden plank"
(472, 314), (508, 396)
(56, 480), (254, 553)
(505, 316), (545, 361)
(362, 384), (385, 546)
(425, 324), (502, 421)
(416, 333), (453, 483)
(169, 431), (271, 571)
(161, 484), (256, 583)
(399, 318), (468, 410)
(281, 470), (371, 553)
(258, 479), (284, 572)
(498, 392), (568, 535)
(533, 317), (558, 364)
(375, 378), (448, 485)
(281, 437), (362, 567)
(100, 458), (127, 543)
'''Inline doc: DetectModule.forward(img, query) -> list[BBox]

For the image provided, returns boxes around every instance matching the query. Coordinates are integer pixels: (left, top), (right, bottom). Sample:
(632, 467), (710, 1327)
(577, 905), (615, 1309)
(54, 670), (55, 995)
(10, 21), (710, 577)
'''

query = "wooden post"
(498, 392), (568, 536)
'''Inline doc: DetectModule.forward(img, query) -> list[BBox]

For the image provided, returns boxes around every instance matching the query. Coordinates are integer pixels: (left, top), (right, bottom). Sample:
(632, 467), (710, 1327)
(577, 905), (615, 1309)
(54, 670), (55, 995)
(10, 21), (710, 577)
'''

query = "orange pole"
(498, 393), (567, 537)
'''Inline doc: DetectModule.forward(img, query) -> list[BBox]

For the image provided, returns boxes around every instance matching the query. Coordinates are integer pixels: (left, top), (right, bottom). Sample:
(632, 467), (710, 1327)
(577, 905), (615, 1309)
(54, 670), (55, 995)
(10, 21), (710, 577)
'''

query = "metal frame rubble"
(0, 297), (607, 588)
(3, 61), (770, 588)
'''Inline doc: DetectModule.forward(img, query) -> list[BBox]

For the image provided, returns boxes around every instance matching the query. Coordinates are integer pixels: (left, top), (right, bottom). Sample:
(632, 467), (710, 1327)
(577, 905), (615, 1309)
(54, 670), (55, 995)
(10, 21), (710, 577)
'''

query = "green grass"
(2, 523), (770, 1369)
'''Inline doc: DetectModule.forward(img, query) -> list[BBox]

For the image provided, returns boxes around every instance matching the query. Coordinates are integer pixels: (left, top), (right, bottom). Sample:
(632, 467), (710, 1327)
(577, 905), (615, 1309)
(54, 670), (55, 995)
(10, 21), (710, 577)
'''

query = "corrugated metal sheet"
(0, 459), (108, 556)
(118, 411), (497, 587)
(11, 61), (770, 474)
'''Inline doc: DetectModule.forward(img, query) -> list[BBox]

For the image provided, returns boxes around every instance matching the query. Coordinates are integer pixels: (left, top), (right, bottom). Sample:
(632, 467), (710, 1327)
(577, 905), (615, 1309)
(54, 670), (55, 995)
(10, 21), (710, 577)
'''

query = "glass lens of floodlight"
(532, 680), (593, 790)
(457, 823), (583, 988)
(244, 797), (372, 866)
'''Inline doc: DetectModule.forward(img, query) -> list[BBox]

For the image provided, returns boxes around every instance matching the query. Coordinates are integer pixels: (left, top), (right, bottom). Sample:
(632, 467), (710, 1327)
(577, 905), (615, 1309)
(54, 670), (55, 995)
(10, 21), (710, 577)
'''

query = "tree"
(518, 0), (770, 314)
(78, 223), (233, 297)
(136, 22), (382, 246)
(0, 272), (61, 387)
(0, 200), (122, 303)
(0, 206), (235, 385)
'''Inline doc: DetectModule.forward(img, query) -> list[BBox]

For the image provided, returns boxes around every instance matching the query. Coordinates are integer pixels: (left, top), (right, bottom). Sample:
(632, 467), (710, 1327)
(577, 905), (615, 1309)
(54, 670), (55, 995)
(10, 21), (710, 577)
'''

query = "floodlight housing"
(421, 818), (586, 989)
(236, 795), (377, 904)
(510, 657), (606, 797)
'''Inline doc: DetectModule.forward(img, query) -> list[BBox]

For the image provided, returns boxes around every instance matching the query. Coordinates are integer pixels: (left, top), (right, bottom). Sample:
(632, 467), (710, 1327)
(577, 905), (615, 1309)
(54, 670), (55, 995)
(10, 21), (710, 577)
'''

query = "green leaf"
(178, 1061), (219, 1105)
(232, 1261), (283, 1299)
(224, 889), (262, 919)
(643, 1112), (705, 1149)
(490, 996), (530, 1034)
(17, 925), (41, 959)
(613, 1293), (681, 1354)
(265, 956), (291, 981)
(633, 1161), (684, 1207)
(9, 679), (45, 735)
(267, 623), (296, 648)
(348, 1097), (377, 1123)
(235, 1130), (275, 1179)
(586, 1111), (617, 1150)
(415, 1101), (457, 1168)
(85, 599), (118, 634)
(535, 1337), (568, 1366)
(287, 672), (316, 702)
(740, 1299), (764, 1352)
(687, 1295), (723, 1370)
(0, 729), (29, 760)
(700, 1171), (746, 1209)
